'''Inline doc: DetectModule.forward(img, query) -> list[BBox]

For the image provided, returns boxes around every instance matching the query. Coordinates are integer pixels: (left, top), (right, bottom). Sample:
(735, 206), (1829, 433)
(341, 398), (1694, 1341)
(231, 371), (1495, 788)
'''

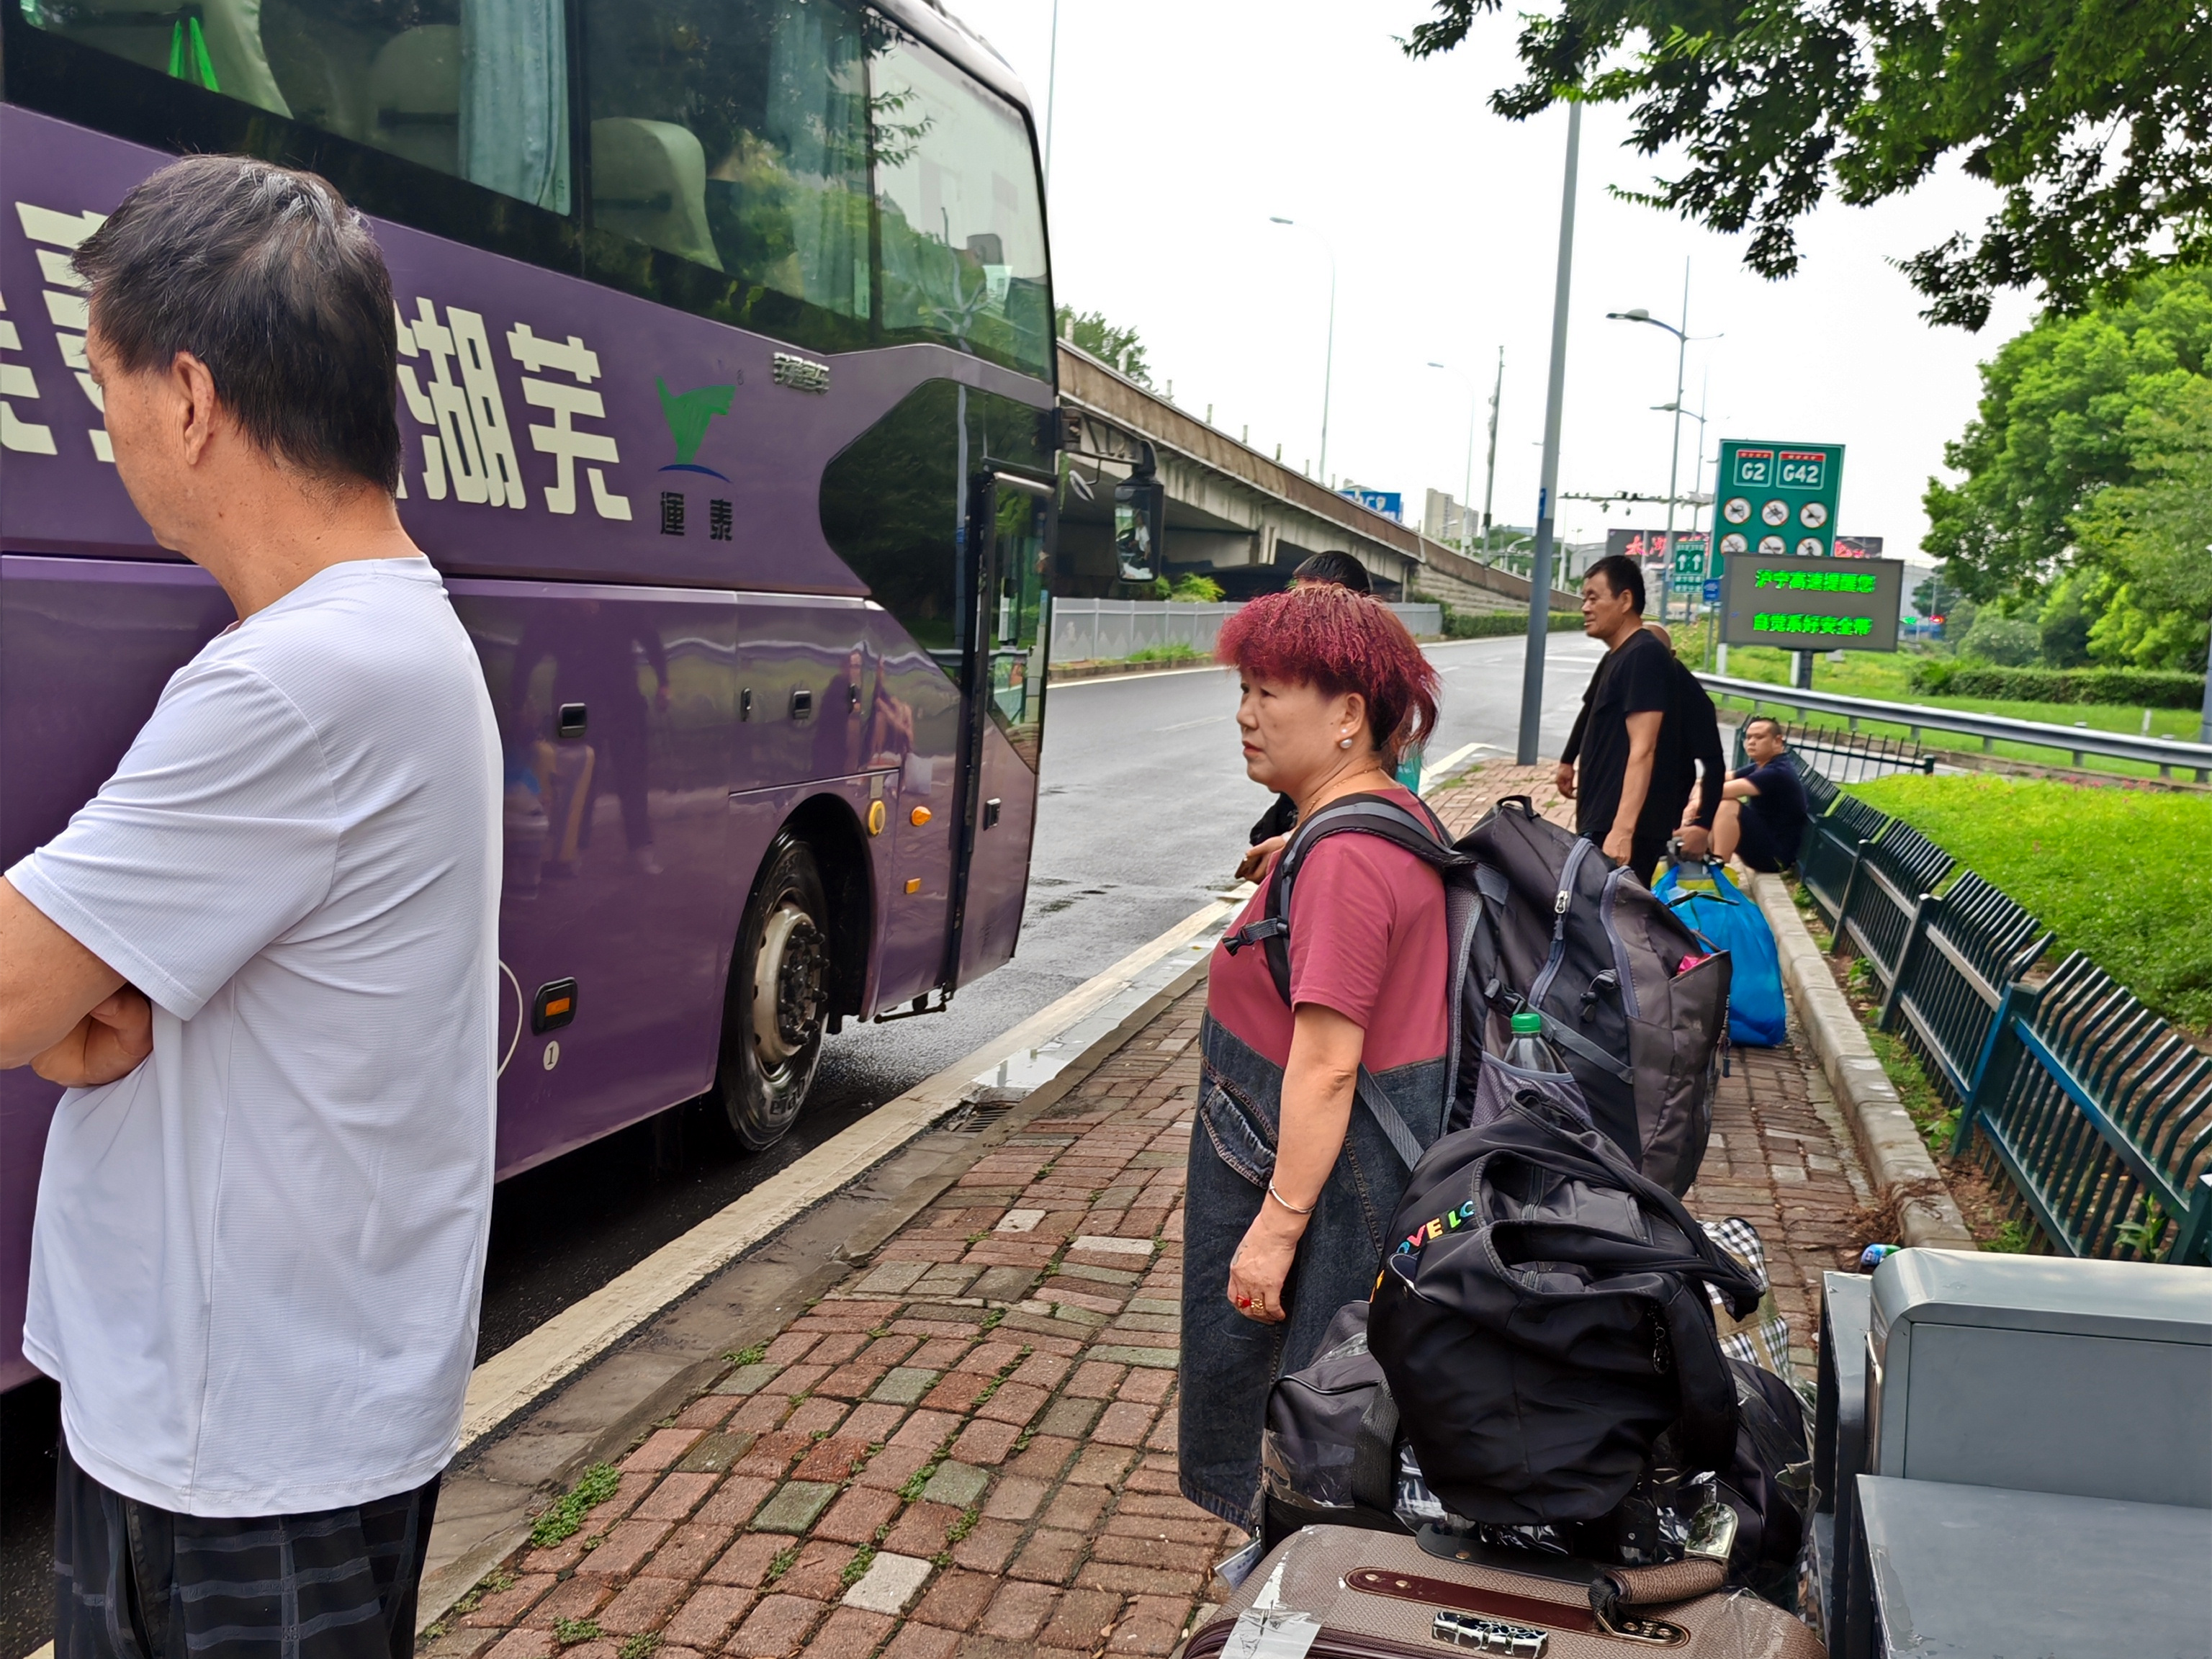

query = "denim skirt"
(1177, 1013), (1444, 1531)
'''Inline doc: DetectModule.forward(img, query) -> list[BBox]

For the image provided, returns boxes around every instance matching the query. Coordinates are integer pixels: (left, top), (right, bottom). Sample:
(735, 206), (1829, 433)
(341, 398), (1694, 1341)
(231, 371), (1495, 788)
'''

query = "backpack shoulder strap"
(1223, 792), (1468, 1005)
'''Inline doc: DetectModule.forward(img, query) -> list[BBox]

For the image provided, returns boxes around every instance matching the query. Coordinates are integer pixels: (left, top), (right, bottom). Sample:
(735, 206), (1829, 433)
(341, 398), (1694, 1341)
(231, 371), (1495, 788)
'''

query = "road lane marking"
(454, 889), (1246, 1450)
(1052, 663), (1226, 685)
(1160, 714), (1228, 732)
(1419, 742), (1488, 791)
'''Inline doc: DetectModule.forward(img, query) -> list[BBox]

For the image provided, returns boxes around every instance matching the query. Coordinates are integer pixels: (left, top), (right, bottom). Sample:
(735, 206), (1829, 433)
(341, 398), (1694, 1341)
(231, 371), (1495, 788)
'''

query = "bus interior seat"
(53, 0), (292, 116)
(369, 25), (462, 175)
(590, 118), (724, 271)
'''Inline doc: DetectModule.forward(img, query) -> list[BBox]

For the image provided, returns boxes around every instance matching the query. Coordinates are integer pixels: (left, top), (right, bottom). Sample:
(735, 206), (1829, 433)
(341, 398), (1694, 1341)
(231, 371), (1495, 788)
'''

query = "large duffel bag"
(1368, 1094), (1765, 1529)
(1189, 1524), (1825, 1659)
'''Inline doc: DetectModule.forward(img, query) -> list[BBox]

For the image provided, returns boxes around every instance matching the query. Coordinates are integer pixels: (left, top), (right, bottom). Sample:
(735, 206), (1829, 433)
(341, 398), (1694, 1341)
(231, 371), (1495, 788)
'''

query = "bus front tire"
(716, 834), (829, 1151)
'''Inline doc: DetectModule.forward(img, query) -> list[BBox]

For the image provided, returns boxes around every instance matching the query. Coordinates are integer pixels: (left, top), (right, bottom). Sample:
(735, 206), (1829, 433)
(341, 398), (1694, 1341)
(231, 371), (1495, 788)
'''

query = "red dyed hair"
(1215, 585), (1441, 761)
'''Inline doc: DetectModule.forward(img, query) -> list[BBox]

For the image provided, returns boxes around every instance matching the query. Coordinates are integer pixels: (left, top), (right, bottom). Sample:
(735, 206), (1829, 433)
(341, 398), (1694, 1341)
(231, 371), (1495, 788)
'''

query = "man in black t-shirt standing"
(1712, 714), (1812, 871)
(1555, 554), (1675, 875)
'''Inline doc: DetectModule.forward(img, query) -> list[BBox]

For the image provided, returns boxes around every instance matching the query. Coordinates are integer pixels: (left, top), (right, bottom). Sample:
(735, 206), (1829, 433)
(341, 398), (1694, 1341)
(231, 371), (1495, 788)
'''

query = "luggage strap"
(1349, 1377), (1400, 1516)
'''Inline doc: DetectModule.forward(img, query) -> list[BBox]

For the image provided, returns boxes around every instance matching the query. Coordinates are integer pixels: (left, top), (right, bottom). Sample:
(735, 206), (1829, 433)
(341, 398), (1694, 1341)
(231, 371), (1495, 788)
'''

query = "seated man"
(1712, 715), (1809, 873)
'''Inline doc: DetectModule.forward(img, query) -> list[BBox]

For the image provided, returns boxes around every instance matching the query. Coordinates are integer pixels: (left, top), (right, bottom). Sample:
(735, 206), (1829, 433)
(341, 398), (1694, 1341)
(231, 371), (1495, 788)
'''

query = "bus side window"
(22, 0), (572, 214)
(868, 30), (1051, 379)
(581, 0), (871, 319)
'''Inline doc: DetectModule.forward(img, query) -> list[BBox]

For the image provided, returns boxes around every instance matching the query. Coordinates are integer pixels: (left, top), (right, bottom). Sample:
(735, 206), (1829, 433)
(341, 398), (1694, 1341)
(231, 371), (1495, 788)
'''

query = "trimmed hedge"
(1431, 603), (1583, 640)
(1907, 659), (2206, 709)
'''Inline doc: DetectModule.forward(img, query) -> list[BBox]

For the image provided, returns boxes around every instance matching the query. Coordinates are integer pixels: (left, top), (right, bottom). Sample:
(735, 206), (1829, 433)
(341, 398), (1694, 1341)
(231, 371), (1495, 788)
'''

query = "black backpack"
(1366, 1094), (1766, 1527)
(1223, 791), (1730, 1194)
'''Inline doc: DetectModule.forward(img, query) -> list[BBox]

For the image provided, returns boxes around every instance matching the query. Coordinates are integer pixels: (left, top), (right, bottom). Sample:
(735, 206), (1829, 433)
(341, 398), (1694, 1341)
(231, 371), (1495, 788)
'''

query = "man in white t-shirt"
(0, 156), (499, 1659)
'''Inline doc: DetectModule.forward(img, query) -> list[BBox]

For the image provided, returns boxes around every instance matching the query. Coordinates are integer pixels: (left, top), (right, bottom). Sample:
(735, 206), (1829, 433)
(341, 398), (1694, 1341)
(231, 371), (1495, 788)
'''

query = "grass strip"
(1849, 773), (2212, 1032)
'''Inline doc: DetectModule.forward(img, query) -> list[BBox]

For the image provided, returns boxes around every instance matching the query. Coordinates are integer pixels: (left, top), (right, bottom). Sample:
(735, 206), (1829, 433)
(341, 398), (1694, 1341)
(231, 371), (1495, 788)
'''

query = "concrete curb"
(1748, 871), (1978, 1251)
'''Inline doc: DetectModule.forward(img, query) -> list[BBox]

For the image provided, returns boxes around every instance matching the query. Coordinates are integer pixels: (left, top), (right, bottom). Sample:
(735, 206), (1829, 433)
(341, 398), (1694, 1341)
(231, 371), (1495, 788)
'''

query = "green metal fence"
(1790, 781), (2212, 1267)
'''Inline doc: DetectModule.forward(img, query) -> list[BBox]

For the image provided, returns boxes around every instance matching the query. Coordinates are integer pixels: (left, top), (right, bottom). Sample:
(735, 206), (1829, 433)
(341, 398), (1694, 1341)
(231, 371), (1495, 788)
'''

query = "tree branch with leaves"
(1402, 0), (2212, 329)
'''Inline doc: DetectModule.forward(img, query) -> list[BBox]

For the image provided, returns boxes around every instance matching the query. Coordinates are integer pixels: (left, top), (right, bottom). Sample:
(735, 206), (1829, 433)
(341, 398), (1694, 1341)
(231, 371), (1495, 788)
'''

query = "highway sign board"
(1342, 487), (1403, 522)
(1715, 439), (1845, 560)
(1719, 554), (1905, 651)
(1702, 578), (1722, 603)
(1671, 535), (1707, 590)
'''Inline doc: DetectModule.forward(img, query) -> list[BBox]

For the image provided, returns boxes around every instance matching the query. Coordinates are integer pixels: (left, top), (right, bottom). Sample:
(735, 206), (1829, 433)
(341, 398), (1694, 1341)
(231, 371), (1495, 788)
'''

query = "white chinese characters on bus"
(506, 320), (633, 521)
(395, 297), (527, 508)
(0, 289), (56, 455)
(9, 202), (111, 461)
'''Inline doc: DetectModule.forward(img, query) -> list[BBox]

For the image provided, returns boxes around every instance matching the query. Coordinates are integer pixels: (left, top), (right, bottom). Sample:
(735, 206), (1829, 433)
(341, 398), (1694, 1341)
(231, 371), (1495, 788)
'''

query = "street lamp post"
(1043, 0), (1061, 189)
(1517, 101), (1581, 768)
(1607, 264), (1694, 625)
(1428, 361), (1479, 553)
(1655, 376), (1716, 659)
(1482, 347), (1503, 559)
(1270, 217), (1336, 481)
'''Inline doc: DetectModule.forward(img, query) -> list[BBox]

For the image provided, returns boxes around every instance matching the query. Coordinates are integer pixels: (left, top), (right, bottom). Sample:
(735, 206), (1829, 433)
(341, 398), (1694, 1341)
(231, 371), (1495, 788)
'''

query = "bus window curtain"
(460, 0), (571, 214)
(763, 1), (868, 318)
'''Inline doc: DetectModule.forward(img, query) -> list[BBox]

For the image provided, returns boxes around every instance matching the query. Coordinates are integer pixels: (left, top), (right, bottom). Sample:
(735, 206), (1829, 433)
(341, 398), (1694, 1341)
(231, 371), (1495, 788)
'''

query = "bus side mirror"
(1113, 469), (1165, 584)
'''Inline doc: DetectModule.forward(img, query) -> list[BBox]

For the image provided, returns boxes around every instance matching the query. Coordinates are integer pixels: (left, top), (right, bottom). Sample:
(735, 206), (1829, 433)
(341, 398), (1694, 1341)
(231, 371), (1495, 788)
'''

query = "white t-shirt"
(9, 556), (500, 1516)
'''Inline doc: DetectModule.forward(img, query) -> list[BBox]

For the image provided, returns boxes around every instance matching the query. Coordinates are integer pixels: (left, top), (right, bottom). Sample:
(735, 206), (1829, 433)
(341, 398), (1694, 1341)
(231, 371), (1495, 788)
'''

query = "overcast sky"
(951, 0), (2038, 563)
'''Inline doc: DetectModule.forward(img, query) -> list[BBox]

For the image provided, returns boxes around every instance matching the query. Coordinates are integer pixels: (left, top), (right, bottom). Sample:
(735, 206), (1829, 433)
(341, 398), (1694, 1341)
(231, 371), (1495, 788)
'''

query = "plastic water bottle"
(1504, 1010), (1567, 1073)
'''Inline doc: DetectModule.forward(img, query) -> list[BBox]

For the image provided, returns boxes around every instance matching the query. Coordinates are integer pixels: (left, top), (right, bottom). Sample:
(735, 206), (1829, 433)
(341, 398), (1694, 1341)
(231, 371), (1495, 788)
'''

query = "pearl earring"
(1339, 736), (1354, 750)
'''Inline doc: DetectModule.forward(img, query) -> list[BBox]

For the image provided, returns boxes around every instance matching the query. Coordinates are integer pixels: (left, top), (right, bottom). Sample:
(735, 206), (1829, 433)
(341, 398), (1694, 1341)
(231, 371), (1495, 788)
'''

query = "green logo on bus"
(657, 378), (734, 480)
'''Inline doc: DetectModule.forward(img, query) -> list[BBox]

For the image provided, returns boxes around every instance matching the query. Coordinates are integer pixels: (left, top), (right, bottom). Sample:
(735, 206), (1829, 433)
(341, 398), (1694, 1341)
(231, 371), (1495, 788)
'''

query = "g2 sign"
(1716, 438), (1844, 560)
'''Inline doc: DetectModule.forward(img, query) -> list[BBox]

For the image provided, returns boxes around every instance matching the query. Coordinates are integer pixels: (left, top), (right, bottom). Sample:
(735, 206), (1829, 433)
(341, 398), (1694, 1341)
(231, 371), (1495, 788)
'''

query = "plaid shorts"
(54, 1440), (439, 1659)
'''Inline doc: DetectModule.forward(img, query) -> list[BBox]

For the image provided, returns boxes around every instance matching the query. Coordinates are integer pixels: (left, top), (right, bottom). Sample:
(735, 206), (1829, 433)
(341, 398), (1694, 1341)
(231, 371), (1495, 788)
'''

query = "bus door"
(944, 467), (1053, 988)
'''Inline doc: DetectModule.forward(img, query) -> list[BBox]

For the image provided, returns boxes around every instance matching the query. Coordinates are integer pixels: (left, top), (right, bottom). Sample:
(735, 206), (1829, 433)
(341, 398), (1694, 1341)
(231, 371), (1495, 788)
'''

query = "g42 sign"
(1715, 439), (1844, 561)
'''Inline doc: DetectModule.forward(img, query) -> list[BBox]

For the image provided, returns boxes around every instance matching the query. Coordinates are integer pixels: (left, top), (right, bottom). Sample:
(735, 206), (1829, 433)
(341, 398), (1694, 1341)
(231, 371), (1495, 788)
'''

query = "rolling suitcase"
(1186, 1523), (1824, 1659)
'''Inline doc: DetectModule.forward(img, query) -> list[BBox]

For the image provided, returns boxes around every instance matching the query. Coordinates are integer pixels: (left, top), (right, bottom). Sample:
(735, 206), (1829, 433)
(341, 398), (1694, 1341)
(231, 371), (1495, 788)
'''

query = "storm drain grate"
(945, 1087), (1028, 1133)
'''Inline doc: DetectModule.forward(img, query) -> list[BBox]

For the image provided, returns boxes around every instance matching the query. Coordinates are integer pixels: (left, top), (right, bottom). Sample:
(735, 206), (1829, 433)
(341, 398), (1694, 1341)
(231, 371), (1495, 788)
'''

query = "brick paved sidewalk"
(431, 765), (1872, 1659)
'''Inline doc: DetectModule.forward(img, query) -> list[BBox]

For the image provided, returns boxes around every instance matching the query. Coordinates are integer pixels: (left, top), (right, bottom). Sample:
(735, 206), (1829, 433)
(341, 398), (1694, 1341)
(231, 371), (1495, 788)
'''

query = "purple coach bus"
(0, 0), (1062, 1391)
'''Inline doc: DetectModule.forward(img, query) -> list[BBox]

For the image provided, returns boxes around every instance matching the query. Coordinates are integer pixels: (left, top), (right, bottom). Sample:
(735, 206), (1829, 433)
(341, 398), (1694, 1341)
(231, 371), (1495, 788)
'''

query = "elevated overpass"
(1056, 343), (1575, 613)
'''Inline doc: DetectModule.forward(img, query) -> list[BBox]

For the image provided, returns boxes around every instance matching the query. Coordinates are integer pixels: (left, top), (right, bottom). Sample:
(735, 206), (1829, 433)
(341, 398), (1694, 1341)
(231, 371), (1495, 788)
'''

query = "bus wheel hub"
(755, 904), (824, 1067)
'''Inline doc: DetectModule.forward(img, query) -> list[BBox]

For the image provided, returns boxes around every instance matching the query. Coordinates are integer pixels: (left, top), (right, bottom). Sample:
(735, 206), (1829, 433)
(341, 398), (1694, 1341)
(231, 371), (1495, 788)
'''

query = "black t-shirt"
(1655, 659), (1725, 832)
(1571, 629), (1671, 840)
(1737, 756), (1809, 854)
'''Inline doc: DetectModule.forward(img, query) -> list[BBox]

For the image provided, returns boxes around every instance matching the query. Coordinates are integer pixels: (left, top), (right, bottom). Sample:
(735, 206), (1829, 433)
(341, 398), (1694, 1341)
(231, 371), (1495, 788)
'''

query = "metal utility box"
(1805, 1273), (1874, 1657)
(1851, 1477), (2212, 1659)
(1866, 1250), (2212, 1506)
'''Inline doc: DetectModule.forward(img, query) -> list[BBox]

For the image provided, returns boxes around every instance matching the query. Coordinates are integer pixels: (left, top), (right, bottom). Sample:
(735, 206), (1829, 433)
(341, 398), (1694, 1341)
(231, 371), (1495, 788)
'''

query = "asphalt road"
(0, 628), (1606, 1659)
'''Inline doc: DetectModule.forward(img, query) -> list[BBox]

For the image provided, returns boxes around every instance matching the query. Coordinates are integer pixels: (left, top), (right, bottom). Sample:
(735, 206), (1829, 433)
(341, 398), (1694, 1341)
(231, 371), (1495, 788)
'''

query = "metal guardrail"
(1794, 786), (2212, 1265)
(1879, 873), (2053, 1111)
(1696, 673), (2212, 774)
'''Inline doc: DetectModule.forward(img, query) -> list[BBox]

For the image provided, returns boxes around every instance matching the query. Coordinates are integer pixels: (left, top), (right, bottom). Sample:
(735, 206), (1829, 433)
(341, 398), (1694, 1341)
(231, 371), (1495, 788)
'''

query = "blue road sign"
(1703, 578), (1722, 603)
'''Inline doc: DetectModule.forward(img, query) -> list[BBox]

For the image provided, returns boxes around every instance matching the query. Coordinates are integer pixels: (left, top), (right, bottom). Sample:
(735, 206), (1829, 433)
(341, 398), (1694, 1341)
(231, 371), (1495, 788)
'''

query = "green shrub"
(1906, 659), (2203, 708)
(1167, 574), (1225, 603)
(1127, 640), (1205, 663)
(1430, 602), (1583, 639)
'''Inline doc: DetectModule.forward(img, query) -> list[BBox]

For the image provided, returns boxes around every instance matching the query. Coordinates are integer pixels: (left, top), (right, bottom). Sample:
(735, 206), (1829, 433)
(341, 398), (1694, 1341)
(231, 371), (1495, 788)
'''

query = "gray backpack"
(1225, 791), (1728, 1194)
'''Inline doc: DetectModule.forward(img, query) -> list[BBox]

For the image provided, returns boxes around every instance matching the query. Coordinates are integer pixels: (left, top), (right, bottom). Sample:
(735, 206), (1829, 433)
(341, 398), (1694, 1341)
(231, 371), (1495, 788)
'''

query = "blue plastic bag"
(1655, 860), (1788, 1047)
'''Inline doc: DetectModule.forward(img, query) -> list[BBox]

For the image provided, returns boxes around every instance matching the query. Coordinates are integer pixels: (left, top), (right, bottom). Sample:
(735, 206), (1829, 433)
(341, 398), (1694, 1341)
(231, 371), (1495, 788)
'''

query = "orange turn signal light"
(904, 878), (922, 894)
(909, 806), (932, 827)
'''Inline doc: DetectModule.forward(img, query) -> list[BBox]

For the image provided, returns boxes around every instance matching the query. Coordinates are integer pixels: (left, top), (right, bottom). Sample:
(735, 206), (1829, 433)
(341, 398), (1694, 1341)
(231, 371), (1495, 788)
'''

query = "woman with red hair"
(1178, 583), (1449, 1533)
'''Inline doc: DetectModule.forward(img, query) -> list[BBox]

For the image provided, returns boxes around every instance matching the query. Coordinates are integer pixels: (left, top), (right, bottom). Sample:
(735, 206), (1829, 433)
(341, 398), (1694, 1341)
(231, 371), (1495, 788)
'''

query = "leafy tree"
(1056, 306), (1153, 387)
(1958, 611), (2041, 665)
(2070, 377), (2212, 671)
(1922, 264), (2211, 601)
(1401, 0), (2212, 329)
